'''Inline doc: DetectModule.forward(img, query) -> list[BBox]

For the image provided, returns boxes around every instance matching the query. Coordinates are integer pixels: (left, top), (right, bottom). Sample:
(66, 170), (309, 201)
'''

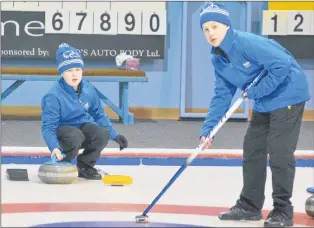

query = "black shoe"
(264, 209), (293, 227)
(218, 205), (262, 221)
(77, 166), (102, 180)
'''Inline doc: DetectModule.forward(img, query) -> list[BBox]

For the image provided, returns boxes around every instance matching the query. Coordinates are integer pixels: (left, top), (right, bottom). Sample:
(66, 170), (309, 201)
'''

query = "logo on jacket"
(243, 61), (250, 68)
(84, 102), (89, 110)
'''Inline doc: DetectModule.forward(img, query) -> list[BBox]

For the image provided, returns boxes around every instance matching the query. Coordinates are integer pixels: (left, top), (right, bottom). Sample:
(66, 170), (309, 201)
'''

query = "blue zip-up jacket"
(200, 28), (310, 138)
(41, 78), (119, 152)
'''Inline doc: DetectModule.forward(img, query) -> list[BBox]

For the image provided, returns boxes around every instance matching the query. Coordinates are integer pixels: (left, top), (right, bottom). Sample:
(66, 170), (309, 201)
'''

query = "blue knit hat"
(56, 43), (84, 75)
(200, 1), (231, 28)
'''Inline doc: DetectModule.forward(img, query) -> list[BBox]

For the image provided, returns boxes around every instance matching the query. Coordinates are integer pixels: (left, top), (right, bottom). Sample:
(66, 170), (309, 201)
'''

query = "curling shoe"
(78, 166), (102, 180)
(264, 208), (293, 227)
(218, 205), (262, 221)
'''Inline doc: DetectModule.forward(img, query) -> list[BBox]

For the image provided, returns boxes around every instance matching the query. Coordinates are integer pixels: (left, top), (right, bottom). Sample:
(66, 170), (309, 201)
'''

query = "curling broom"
(97, 168), (133, 186)
(135, 70), (267, 223)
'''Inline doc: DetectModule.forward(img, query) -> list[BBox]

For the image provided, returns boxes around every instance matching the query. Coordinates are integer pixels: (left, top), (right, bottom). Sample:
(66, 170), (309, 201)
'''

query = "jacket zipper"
(222, 51), (233, 68)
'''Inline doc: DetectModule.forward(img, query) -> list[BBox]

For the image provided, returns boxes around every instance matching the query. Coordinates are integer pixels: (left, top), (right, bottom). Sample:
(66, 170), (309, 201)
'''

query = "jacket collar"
(211, 28), (235, 55)
(59, 77), (84, 97)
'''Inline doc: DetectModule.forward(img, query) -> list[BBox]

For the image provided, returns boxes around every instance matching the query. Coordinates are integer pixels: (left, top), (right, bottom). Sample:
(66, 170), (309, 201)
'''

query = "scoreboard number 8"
(94, 11), (118, 35)
(100, 13), (111, 31)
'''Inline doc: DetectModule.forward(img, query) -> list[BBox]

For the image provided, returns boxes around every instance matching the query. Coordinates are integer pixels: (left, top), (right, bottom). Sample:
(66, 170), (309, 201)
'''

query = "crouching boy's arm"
(41, 94), (62, 153)
(89, 88), (119, 141)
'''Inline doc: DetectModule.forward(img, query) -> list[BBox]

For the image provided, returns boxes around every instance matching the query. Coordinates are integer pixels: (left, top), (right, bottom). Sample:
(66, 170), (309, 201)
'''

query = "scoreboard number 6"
(45, 10), (70, 34)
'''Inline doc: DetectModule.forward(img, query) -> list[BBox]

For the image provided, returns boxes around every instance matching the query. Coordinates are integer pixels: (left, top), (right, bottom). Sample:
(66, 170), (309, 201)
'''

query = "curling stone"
(38, 154), (78, 184)
(307, 187), (314, 194)
(305, 195), (314, 218)
(135, 214), (149, 223)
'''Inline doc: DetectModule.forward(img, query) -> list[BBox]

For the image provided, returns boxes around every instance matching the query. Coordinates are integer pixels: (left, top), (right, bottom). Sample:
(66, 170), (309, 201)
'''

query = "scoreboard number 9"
(118, 11), (142, 34)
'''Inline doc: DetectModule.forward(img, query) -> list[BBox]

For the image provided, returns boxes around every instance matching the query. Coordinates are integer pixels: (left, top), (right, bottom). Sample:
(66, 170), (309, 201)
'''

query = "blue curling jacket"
(41, 78), (119, 152)
(200, 28), (310, 138)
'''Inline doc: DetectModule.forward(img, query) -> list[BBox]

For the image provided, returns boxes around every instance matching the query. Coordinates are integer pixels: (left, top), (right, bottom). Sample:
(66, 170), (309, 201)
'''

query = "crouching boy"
(41, 43), (128, 180)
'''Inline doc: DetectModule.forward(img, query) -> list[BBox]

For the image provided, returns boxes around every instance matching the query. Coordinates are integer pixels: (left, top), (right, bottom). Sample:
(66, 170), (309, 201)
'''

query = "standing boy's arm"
(41, 94), (62, 152)
(89, 87), (119, 140)
(245, 38), (291, 100)
(200, 71), (237, 138)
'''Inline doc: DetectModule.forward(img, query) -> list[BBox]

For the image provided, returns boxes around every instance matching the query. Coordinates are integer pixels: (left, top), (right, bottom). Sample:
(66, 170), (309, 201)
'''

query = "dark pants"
(236, 101), (305, 218)
(57, 123), (109, 168)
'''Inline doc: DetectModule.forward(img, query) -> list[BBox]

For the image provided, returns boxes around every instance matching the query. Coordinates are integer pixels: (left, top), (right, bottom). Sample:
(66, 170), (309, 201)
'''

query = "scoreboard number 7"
(69, 10), (94, 34)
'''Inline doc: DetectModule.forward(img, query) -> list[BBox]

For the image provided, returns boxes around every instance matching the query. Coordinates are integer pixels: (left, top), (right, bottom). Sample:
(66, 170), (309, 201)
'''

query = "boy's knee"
(57, 127), (85, 151)
(95, 127), (110, 147)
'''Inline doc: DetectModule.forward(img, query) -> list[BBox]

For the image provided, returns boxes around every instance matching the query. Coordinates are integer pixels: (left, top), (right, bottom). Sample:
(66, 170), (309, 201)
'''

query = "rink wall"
(2, 147), (314, 167)
(1, 1), (314, 121)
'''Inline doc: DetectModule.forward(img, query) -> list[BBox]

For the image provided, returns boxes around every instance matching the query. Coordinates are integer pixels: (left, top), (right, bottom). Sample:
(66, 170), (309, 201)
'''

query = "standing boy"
(41, 43), (128, 180)
(198, 2), (310, 227)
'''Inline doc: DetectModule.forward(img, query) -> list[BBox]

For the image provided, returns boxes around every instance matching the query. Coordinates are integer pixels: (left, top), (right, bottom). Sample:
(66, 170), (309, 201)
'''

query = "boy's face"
(202, 21), (229, 47)
(62, 68), (83, 89)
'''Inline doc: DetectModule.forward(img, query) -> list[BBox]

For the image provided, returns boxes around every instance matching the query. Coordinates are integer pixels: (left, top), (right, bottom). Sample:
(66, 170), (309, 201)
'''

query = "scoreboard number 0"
(150, 13), (160, 32)
(142, 11), (167, 35)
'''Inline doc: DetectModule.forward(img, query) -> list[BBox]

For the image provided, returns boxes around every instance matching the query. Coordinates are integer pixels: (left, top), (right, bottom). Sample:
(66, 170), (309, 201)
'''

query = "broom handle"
(140, 70), (267, 217)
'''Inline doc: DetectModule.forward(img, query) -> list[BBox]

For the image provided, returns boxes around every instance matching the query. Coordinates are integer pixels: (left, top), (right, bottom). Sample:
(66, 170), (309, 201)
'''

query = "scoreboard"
(262, 1), (314, 59)
(1, 3), (167, 60)
(44, 10), (167, 35)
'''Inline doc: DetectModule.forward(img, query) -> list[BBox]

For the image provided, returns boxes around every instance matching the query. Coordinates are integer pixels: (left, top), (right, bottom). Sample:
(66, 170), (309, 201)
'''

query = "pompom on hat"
(56, 43), (84, 75)
(200, 1), (231, 28)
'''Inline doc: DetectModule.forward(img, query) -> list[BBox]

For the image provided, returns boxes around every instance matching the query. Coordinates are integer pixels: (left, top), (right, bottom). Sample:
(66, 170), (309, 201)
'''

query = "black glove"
(114, 134), (128, 150)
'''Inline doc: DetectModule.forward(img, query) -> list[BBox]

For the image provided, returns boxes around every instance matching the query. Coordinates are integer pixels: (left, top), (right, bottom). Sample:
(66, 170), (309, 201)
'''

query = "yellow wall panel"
(268, 1), (314, 10)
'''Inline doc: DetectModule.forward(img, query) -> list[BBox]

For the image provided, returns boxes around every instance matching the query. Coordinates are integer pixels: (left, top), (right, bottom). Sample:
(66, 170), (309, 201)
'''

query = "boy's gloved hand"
(200, 136), (213, 150)
(114, 134), (128, 150)
(51, 148), (64, 161)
